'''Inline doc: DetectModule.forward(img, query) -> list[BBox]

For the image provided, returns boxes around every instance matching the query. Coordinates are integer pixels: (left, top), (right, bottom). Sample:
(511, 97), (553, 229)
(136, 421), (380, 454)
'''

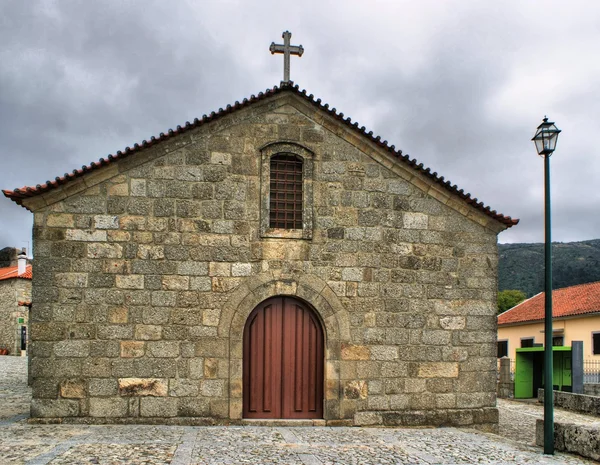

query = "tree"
(497, 289), (527, 314)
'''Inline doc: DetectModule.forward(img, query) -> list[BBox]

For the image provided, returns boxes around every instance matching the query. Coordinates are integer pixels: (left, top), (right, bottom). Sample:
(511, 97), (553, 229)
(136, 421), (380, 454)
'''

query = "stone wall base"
(536, 419), (600, 462)
(28, 408), (498, 431)
(354, 407), (499, 433)
(538, 388), (600, 416)
(583, 384), (600, 397)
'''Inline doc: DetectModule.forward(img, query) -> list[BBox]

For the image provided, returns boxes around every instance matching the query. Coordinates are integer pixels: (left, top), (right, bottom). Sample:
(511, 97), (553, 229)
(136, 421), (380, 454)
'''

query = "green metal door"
(515, 351), (533, 398)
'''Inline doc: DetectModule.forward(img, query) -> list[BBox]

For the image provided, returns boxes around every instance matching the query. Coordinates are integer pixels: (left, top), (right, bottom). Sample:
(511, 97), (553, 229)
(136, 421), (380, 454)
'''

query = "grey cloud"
(1, 1), (599, 249)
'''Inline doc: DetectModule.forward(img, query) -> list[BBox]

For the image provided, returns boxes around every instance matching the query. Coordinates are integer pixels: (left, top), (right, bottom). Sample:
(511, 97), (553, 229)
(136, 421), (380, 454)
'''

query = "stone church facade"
(3, 83), (517, 429)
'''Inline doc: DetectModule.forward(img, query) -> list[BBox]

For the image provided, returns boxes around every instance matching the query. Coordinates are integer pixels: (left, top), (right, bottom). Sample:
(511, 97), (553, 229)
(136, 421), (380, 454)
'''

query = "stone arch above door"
(221, 272), (350, 420)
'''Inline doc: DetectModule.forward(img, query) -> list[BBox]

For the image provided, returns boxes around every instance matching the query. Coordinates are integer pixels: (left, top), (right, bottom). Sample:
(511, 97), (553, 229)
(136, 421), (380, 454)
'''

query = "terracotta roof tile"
(0, 265), (32, 281)
(498, 281), (600, 325)
(2, 82), (518, 228)
(18, 301), (32, 307)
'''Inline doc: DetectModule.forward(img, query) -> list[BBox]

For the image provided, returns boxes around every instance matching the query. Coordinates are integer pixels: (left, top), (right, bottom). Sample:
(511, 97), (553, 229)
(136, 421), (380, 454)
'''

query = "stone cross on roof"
(270, 31), (304, 83)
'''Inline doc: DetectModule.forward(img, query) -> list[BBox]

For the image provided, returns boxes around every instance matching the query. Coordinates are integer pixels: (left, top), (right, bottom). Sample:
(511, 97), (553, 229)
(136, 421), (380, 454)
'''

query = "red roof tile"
(498, 281), (600, 325)
(2, 82), (518, 228)
(18, 301), (32, 307)
(0, 265), (32, 281)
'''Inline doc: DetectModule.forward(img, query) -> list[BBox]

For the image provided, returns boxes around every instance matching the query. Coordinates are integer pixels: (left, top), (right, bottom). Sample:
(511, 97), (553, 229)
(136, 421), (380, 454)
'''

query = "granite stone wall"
(539, 388), (600, 416)
(0, 279), (31, 355)
(25, 92), (504, 428)
(536, 419), (600, 462)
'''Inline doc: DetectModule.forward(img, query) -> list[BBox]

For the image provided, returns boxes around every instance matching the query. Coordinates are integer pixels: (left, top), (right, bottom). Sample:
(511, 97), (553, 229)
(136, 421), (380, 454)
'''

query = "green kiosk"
(514, 342), (583, 399)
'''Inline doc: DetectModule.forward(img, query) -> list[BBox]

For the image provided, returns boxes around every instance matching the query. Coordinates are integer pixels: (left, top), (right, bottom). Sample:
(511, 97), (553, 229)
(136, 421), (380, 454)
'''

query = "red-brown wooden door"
(243, 297), (324, 419)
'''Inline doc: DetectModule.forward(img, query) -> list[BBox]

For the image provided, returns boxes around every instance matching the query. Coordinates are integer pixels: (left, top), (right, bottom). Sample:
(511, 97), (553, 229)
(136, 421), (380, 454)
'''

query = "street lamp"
(532, 116), (561, 455)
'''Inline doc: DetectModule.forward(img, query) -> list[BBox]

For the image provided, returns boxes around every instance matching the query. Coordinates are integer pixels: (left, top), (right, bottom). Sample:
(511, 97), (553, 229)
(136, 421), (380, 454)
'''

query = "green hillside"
(498, 239), (600, 297)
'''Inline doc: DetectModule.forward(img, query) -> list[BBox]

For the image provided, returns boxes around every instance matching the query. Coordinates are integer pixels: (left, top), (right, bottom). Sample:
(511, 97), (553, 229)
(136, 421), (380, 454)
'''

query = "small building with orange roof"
(497, 281), (600, 361)
(0, 247), (32, 355)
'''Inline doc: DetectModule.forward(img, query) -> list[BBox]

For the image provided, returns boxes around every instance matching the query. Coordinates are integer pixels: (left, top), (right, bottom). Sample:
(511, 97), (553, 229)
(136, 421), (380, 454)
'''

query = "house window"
(593, 332), (600, 355)
(552, 336), (564, 347)
(260, 142), (314, 240)
(521, 338), (534, 348)
(497, 340), (508, 358)
(269, 154), (303, 229)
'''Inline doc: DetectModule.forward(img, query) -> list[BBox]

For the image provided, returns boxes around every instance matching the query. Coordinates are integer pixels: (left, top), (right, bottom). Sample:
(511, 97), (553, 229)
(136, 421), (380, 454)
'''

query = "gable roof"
(2, 82), (518, 228)
(0, 264), (32, 281)
(498, 281), (600, 325)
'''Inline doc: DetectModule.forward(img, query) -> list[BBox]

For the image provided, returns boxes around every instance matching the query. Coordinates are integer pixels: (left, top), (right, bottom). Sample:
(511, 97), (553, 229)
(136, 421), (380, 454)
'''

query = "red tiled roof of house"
(2, 82), (518, 228)
(0, 265), (32, 281)
(18, 301), (32, 307)
(498, 281), (600, 325)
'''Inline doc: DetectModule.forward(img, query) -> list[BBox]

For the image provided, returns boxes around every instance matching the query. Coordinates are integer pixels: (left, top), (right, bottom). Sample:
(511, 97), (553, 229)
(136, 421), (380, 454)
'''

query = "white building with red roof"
(497, 281), (600, 360)
(0, 247), (32, 355)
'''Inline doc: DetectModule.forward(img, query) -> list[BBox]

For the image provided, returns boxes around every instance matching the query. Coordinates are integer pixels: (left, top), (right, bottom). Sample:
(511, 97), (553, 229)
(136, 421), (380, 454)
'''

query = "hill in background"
(498, 239), (600, 297)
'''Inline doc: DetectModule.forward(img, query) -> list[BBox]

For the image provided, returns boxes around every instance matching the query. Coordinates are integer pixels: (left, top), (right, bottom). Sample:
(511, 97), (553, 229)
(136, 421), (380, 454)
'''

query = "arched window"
(269, 154), (303, 229)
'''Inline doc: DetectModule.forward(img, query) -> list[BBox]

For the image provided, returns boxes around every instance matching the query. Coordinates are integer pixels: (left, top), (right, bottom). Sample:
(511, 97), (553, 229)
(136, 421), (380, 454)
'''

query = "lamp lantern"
(532, 117), (561, 156)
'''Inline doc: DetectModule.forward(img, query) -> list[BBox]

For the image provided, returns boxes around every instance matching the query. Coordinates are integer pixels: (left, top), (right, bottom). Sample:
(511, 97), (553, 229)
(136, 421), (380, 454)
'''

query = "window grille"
(269, 154), (303, 229)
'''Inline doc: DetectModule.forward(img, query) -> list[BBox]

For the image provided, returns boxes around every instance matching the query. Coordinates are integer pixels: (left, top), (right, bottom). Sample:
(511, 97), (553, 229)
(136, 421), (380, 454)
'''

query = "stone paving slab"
(0, 356), (597, 464)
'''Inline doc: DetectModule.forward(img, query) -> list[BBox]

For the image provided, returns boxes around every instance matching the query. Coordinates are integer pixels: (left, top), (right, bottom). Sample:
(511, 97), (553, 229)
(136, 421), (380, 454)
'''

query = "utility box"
(514, 343), (582, 399)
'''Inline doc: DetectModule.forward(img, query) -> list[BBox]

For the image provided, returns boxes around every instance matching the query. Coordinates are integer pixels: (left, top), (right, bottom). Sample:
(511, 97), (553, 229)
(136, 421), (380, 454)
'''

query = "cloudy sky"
(1, 0), (599, 251)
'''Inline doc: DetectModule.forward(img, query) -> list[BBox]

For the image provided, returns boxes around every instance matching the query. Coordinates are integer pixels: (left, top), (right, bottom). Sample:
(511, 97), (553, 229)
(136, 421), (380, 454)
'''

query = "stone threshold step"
(240, 419), (353, 427)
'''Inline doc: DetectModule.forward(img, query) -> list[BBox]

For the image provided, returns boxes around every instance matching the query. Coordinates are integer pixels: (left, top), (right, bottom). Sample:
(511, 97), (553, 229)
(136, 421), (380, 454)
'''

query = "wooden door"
(243, 297), (324, 419)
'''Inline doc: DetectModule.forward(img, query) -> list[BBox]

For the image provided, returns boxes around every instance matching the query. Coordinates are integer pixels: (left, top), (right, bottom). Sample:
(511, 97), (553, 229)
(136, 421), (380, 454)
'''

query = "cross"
(270, 31), (304, 83)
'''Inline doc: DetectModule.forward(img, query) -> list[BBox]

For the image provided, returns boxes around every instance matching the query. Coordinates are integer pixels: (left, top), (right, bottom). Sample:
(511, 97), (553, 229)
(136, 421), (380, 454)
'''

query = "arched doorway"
(243, 296), (324, 419)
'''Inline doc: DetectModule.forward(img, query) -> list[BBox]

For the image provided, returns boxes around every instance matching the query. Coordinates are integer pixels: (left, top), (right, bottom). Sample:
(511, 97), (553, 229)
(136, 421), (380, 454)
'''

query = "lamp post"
(532, 116), (561, 454)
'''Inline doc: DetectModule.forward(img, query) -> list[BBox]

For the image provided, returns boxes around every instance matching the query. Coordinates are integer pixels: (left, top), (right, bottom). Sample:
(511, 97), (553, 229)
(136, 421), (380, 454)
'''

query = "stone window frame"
(259, 141), (314, 240)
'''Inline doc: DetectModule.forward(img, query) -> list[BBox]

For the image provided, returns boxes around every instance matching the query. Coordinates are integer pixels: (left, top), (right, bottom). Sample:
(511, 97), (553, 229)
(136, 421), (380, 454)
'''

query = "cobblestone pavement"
(498, 397), (600, 446)
(0, 356), (596, 464)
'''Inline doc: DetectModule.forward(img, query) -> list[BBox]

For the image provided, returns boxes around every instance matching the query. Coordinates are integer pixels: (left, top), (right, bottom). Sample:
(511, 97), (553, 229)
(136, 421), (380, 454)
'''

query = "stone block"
(341, 267), (363, 282)
(147, 341), (180, 358)
(119, 378), (168, 396)
(189, 359), (205, 379)
(201, 379), (224, 397)
(54, 340), (90, 358)
(94, 215), (119, 229)
(55, 273), (88, 288)
(209, 262), (231, 277)
(354, 411), (382, 426)
(116, 275), (144, 289)
(46, 213), (75, 228)
(231, 262), (252, 277)
(31, 399), (80, 418)
(59, 379), (86, 398)
(88, 243), (123, 259)
(370, 345), (398, 361)
(417, 362), (459, 378)
(162, 275), (190, 290)
(341, 344), (370, 361)
(135, 325), (162, 341)
(140, 397), (178, 417)
(89, 378), (118, 396)
(178, 261), (209, 276)
(97, 325), (133, 340)
(89, 397), (128, 417)
(190, 277), (212, 291)
(439, 316), (466, 330)
(151, 291), (176, 307)
(169, 379), (200, 397)
(66, 229), (107, 242)
(120, 341), (145, 358)
(344, 380), (367, 400)
(178, 398), (210, 417)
